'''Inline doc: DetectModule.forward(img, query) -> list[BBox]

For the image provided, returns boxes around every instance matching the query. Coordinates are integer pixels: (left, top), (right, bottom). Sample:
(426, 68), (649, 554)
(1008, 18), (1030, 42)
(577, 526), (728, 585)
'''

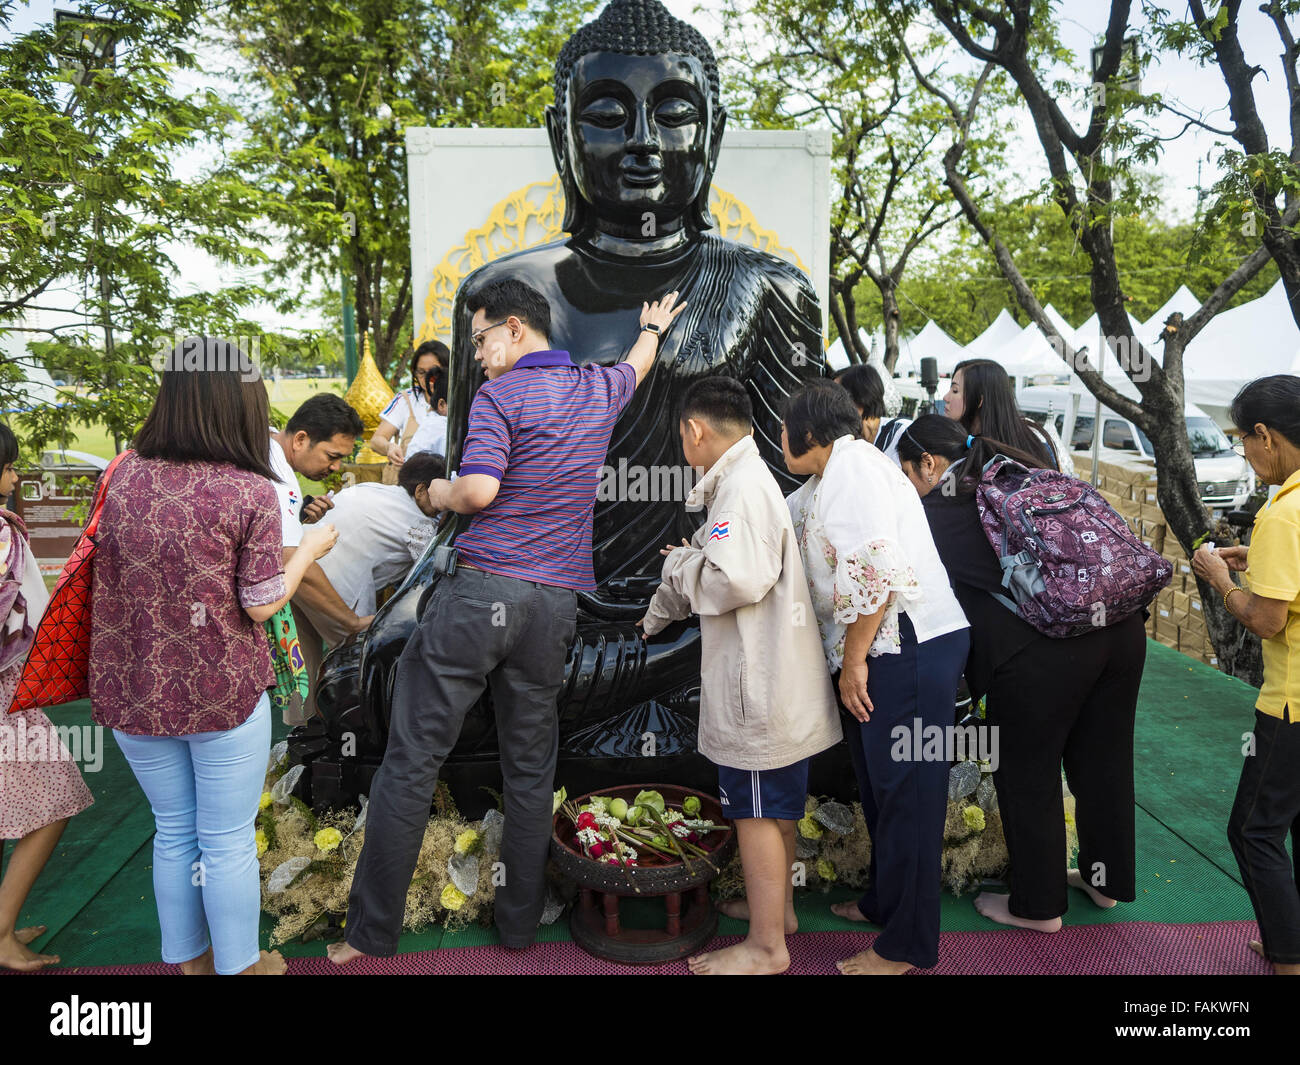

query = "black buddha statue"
(301, 0), (830, 812)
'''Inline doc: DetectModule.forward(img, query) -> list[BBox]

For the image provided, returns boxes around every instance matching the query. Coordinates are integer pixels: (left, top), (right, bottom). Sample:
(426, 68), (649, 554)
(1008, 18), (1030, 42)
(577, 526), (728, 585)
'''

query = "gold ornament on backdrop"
(415, 177), (807, 347)
(343, 334), (395, 466)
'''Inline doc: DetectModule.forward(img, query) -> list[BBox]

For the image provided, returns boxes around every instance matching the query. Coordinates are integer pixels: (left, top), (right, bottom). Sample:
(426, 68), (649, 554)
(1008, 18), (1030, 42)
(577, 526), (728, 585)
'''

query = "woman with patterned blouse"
(782, 381), (970, 975)
(90, 346), (337, 976)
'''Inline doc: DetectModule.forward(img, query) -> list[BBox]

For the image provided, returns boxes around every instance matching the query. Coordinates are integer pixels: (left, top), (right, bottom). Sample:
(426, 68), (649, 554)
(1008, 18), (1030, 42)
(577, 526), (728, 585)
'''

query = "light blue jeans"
(113, 693), (270, 975)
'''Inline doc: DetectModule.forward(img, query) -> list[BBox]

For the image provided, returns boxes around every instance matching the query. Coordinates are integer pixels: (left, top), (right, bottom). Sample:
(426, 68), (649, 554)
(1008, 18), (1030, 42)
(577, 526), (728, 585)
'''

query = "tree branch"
(1262, 0), (1300, 164)
(1157, 99), (1237, 138)
(1181, 198), (1300, 342)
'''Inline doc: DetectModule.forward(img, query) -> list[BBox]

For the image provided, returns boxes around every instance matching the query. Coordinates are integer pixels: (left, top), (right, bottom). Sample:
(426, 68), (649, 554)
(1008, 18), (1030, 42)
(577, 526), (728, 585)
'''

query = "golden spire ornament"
(344, 333), (395, 465)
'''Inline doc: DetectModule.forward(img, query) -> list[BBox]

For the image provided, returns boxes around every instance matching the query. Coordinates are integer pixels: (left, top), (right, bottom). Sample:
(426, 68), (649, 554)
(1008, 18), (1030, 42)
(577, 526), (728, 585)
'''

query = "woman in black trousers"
(898, 415), (1145, 931)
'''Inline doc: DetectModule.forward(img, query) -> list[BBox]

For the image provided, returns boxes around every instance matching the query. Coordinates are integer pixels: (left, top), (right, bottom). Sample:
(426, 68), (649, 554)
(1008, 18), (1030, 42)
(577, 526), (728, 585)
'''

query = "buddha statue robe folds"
(306, 0), (827, 805)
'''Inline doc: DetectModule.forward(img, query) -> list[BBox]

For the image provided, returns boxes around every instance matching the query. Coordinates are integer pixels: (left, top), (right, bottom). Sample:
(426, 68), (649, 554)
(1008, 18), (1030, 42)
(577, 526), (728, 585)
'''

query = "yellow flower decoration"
(315, 827), (343, 853)
(816, 858), (837, 881)
(454, 829), (480, 855)
(255, 829), (268, 857)
(440, 883), (468, 911)
(963, 806), (986, 833)
(797, 815), (824, 840)
(259, 792), (272, 811)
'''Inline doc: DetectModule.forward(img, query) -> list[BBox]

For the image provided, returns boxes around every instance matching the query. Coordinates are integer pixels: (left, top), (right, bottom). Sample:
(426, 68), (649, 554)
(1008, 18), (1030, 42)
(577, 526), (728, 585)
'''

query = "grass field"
(55, 376), (353, 495)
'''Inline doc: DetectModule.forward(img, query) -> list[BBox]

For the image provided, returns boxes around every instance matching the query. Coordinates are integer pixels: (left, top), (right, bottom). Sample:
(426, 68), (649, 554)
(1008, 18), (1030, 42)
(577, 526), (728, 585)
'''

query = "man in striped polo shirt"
(331, 279), (685, 962)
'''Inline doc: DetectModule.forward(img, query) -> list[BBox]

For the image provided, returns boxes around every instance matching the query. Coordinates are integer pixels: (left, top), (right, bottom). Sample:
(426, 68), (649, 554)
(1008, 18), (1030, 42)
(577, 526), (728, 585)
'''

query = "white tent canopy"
(980, 304), (1076, 378)
(0, 312), (64, 412)
(825, 327), (869, 372)
(1140, 284), (1201, 338)
(826, 327), (922, 375)
(1069, 286), (1200, 362)
(826, 280), (1296, 429)
(1181, 278), (1297, 420)
(906, 319), (965, 377)
(953, 308), (1022, 373)
(1050, 281), (1296, 428)
(1071, 311), (1100, 355)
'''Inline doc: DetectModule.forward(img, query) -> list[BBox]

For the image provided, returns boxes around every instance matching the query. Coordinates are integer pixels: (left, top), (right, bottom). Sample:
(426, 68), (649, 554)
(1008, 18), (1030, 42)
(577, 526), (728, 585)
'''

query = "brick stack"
(1073, 453), (1220, 670)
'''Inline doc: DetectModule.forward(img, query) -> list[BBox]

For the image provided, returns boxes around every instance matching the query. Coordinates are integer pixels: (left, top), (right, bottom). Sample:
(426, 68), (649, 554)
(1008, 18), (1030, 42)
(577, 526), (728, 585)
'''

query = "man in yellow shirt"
(1194, 374), (1300, 976)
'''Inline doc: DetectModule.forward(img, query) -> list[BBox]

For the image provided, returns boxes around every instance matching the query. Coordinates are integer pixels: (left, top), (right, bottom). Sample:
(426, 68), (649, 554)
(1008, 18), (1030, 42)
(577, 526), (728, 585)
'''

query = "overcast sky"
(6, 0), (1295, 337)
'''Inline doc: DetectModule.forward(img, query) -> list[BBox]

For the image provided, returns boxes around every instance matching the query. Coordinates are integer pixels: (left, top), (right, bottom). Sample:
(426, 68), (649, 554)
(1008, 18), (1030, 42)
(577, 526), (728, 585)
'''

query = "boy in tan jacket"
(640, 376), (841, 975)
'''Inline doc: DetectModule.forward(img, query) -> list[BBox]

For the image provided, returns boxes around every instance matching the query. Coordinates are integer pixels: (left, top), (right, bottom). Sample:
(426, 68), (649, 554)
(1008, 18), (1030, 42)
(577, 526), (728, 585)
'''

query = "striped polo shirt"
(455, 349), (637, 590)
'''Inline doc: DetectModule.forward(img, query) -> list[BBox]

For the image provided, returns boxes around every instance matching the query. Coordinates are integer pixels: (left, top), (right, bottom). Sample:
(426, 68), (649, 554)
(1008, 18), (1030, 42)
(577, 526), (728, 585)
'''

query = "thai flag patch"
(707, 520), (731, 542)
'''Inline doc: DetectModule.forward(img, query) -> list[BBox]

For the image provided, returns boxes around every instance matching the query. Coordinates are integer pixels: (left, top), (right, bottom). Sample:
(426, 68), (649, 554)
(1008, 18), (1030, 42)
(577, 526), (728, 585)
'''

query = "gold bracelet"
(1223, 586), (1243, 613)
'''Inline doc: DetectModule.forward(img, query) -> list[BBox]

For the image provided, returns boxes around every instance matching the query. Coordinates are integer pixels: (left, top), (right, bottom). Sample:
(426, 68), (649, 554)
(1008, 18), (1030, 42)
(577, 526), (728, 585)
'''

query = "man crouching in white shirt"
(269, 394), (365, 724)
(293, 450), (444, 716)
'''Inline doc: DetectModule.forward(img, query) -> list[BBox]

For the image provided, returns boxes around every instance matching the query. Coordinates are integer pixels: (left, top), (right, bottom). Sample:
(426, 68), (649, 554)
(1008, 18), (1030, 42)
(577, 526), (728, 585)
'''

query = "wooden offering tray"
(550, 783), (735, 965)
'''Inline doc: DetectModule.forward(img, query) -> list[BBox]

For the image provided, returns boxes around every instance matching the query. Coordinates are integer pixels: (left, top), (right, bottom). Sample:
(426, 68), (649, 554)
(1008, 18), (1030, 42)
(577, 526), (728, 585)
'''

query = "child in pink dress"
(0, 425), (94, 970)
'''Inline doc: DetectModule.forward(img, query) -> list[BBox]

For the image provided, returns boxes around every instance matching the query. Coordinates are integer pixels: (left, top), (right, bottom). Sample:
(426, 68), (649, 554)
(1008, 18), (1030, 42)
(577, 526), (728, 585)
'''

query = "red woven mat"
(6, 920), (1269, 975)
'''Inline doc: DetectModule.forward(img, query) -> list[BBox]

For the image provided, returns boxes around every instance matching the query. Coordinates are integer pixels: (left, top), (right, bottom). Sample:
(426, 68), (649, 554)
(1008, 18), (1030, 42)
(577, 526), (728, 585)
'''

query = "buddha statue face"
(545, 0), (727, 240)
(554, 51), (721, 234)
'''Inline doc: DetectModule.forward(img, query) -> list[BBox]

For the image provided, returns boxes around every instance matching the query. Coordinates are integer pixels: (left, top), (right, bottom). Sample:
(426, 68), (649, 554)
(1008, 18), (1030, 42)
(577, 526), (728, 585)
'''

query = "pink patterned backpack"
(975, 456), (1172, 638)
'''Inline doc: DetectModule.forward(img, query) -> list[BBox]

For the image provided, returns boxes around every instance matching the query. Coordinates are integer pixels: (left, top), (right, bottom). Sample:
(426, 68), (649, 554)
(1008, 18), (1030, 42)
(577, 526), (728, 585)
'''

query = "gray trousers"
(343, 566), (577, 953)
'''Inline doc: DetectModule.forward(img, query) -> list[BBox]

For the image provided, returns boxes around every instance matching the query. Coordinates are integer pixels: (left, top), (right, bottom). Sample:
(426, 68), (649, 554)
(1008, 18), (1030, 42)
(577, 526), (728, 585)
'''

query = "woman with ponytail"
(898, 414), (1146, 934)
(944, 359), (1065, 471)
(372, 340), (449, 481)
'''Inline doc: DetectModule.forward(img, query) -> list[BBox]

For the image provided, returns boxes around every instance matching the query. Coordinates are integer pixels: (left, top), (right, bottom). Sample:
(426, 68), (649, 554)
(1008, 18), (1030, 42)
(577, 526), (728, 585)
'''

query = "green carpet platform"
(2, 641), (1270, 975)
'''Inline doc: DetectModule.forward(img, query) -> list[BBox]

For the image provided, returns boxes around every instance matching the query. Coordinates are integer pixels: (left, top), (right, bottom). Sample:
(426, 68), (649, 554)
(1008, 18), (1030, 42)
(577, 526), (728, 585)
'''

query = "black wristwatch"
(642, 323), (661, 334)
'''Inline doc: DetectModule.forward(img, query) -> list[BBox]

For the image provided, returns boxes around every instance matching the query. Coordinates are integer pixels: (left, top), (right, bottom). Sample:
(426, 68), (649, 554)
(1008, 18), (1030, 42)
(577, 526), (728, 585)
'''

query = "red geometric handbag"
(9, 451), (130, 713)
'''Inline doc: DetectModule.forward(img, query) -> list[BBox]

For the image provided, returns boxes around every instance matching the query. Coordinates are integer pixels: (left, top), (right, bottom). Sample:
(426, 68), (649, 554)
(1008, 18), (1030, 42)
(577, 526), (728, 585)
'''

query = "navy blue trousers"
(839, 615), (969, 969)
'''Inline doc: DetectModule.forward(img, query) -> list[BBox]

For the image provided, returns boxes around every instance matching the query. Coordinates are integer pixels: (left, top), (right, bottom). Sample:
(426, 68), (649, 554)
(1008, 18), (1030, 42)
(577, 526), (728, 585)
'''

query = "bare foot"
(836, 946), (914, 975)
(1066, 868), (1118, 909)
(239, 949), (287, 975)
(14, 925), (46, 945)
(179, 946), (215, 975)
(327, 940), (368, 966)
(973, 891), (1062, 932)
(0, 930), (60, 971)
(717, 897), (798, 934)
(1250, 939), (1300, 974)
(830, 900), (872, 923)
(687, 938), (790, 975)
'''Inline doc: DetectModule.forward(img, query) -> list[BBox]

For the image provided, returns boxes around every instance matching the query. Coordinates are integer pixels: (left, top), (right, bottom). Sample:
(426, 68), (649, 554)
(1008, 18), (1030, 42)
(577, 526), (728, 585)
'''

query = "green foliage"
(0, 1), (289, 455)
(868, 197), (1279, 343)
(716, 0), (1017, 367)
(216, 0), (598, 380)
(1144, 2), (1300, 255)
(289, 794), (319, 832)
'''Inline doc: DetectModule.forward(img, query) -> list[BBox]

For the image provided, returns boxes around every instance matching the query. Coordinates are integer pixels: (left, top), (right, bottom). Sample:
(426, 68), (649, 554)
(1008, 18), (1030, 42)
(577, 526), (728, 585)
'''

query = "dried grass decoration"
(256, 742), (510, 946)
(711, 759), (1077, 900)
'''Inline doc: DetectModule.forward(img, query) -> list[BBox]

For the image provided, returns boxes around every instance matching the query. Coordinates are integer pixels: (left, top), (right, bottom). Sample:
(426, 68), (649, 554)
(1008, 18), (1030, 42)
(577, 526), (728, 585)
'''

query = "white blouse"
(787, 435), (969, 670)
(379, 388), (433, 431)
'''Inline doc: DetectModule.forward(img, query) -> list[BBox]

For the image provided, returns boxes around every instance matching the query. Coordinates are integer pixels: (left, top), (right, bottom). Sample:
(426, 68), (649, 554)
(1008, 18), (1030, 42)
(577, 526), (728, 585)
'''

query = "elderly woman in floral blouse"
(783, 381), (969, 975)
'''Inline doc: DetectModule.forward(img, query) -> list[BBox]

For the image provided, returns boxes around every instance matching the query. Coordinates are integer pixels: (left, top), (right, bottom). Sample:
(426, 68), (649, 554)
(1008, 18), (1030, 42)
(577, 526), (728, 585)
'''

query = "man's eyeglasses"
(471, 320), (511, 350)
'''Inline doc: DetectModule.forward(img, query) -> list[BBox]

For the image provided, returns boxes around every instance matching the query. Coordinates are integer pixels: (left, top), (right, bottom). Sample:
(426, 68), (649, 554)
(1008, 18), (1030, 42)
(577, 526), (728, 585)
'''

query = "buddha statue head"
(545, 0), (727, 242)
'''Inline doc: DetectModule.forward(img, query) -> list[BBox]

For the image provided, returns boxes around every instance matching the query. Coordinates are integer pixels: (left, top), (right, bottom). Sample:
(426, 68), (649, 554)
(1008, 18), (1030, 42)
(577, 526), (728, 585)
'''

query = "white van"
(1017, 385), (1254, 511)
